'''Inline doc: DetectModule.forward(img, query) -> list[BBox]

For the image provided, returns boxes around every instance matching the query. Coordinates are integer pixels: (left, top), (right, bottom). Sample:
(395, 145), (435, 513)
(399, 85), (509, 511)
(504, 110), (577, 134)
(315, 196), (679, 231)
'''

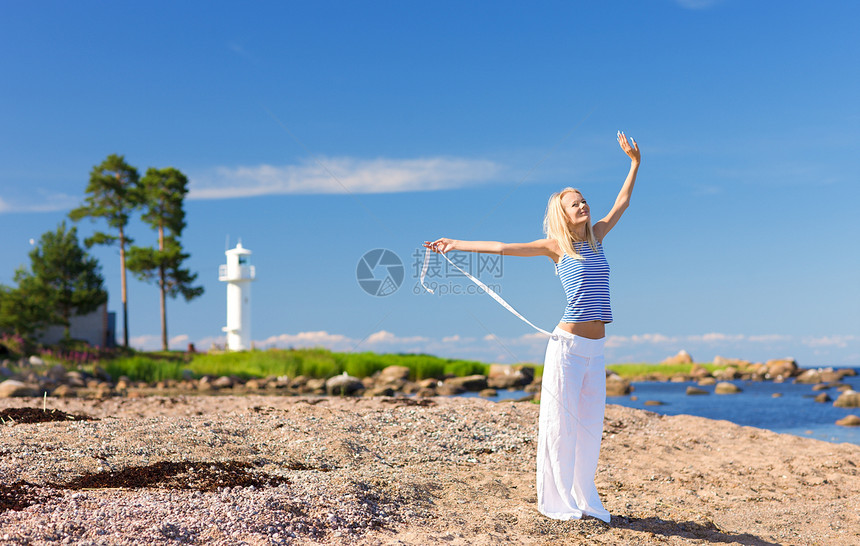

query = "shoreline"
(2, 395), (859, 545)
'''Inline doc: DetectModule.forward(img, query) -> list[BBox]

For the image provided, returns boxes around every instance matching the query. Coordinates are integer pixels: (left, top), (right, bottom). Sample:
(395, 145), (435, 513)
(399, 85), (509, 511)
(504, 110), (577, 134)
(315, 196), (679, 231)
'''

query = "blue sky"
(1, 1), (858, 367)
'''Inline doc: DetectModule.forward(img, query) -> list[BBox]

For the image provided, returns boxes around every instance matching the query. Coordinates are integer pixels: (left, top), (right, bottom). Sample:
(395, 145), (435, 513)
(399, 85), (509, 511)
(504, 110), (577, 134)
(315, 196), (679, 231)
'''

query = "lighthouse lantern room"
(218, 242), (255, 351)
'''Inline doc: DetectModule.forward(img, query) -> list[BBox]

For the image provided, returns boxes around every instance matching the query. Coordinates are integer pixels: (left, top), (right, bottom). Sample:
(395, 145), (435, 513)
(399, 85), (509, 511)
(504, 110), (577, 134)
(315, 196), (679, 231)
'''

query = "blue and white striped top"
(556, 241), (612, 323)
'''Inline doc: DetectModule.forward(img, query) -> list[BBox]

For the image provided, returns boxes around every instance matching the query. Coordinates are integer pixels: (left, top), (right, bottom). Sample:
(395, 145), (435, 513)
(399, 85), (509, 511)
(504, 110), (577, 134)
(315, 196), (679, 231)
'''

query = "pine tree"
(2, 223), (107, 340)
(69, 154), (141, 347)
(127, 167), (203, 351)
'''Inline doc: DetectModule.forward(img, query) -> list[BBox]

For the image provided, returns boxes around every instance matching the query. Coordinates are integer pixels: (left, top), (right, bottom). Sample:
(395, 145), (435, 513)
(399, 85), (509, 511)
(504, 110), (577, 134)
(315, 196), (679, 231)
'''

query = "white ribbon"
(420, 245), (608, 441)
(420, 246), (555, 338)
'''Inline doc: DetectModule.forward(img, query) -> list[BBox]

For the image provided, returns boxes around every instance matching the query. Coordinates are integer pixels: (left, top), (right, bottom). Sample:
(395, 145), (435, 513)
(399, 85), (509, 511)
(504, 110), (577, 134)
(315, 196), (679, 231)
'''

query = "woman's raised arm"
(593, 131), (641, 241)
(424, 238), (560, 261)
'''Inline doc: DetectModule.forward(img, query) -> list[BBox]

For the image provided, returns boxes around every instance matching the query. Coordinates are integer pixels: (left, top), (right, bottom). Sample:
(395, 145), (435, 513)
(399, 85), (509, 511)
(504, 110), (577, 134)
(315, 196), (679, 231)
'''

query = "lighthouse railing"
(219, 264), (256, 281)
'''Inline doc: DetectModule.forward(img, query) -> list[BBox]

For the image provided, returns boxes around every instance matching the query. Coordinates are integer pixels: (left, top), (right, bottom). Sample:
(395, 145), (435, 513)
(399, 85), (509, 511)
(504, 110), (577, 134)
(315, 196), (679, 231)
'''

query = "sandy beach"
(1, 395), (858, 545)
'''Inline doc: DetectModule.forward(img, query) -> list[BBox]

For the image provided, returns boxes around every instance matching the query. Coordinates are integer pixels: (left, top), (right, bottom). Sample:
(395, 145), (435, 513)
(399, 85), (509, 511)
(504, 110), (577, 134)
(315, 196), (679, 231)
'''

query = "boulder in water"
(714, 382), (742, 394)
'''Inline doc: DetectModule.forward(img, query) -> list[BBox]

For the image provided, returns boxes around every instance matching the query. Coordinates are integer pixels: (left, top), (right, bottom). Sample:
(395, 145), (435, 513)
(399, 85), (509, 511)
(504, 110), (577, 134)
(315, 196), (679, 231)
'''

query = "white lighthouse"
(218, 242), (256, 351)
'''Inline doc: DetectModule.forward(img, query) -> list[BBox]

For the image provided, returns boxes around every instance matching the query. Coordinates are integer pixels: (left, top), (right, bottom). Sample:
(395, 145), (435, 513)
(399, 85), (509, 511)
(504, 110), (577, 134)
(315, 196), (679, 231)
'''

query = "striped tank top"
(555, 241), (612, 323)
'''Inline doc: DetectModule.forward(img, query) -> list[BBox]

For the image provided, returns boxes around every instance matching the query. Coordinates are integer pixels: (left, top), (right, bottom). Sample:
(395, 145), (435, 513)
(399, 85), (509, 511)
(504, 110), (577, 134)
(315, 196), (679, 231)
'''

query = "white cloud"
(803, 335), (857, 348)
(688, 333), (745, 343)
(129, 335), (161, 351)
(169, 334), (190, 350)
(193, 336), (227, 351)
(674, 0), (723, 9)
(260, 330), (354, 348)
(188, 156), (503, 199)
(0, 192), (80, 214)
(129, 333), (193, 351)
(1, 156), (503, 213)
(364, 330), (429, 345)
(606, 333), (678, 347)
(747, 334), (791, 343)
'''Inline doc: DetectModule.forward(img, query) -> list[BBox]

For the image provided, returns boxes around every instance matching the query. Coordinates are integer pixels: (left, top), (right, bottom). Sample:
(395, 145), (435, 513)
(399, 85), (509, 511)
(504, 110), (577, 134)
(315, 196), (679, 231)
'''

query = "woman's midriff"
(556, 320), (606, 340)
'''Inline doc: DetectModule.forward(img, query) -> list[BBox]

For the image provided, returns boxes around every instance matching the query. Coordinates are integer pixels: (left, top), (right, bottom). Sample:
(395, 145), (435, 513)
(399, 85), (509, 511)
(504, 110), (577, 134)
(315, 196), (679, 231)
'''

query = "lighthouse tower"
(218, 242), (256, 351)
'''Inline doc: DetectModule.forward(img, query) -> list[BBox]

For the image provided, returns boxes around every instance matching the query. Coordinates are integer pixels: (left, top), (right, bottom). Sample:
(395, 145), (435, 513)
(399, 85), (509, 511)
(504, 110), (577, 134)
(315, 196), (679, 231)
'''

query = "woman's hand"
(423, 238), (457, 254)
(617, 131), (640, 163)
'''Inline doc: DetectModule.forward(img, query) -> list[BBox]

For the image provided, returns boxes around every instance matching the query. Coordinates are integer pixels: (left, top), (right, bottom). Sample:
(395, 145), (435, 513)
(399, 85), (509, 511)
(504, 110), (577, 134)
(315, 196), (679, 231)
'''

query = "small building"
(37, 302), (116, 347)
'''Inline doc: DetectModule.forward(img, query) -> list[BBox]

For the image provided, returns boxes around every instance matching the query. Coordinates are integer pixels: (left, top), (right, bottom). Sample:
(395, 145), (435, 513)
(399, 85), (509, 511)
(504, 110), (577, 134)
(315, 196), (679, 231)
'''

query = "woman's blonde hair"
(543, 187), (598, 260)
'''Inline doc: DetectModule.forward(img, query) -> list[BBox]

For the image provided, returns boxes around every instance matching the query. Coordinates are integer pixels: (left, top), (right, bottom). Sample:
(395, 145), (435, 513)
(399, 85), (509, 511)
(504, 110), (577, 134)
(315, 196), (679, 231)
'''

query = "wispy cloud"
(0, 192), (80, 215)
(259, 330), (354, 350)
(803, 335), (857, 348)
(674, 0), (723, 9)
(130, 334), (194, 351)
(364, 330), (429, 345)
(227, 41), (263, 67)
(188, 156), (504, 200)
(1, 157), (503, 213)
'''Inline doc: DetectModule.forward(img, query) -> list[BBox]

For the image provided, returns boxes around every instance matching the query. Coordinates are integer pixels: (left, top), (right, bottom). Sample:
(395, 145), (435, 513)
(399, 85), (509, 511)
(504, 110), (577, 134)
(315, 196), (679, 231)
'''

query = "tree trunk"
(159, 223), (167, 351)
(119, 225), (129, 347)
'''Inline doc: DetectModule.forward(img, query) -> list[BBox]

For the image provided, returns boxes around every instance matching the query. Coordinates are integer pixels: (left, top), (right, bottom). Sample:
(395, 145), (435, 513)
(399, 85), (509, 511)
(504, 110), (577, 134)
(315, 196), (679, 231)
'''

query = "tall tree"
(127, 167), (203, 351)
(69, 154), (140, 347)
(4, 223), (107, 340)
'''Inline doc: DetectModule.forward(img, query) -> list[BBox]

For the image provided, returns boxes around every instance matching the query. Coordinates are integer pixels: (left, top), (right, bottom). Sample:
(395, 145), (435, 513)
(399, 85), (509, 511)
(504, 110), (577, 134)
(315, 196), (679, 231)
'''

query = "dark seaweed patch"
(0, 407), (95, 424)
(58, 461), (290, 491)
(0, 481), (55, 513)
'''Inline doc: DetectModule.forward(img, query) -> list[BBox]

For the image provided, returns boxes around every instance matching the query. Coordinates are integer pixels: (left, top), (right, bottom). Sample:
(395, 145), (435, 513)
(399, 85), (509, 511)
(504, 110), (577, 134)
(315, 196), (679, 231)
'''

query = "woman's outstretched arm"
(424, 238), (560, 261)
(593, 131), (641, 241)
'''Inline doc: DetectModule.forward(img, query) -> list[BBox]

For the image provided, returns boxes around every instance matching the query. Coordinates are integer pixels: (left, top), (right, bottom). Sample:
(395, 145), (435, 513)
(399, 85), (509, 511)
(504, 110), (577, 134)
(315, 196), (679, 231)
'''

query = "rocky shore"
(0, 358), (541, 401)
(1, 395), (859, 545)
(3, 356), (859, 422)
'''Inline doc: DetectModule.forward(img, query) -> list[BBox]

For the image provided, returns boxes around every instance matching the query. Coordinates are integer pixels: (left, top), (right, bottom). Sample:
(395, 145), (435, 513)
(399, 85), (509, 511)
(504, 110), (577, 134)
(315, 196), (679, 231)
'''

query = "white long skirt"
(536, 327), (610, 522)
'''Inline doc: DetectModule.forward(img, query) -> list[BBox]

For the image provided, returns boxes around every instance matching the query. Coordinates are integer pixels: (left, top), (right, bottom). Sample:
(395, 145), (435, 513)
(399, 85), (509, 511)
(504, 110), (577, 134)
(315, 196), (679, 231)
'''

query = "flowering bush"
(39, 344), (125, 367)
(0, 333), (32, 358)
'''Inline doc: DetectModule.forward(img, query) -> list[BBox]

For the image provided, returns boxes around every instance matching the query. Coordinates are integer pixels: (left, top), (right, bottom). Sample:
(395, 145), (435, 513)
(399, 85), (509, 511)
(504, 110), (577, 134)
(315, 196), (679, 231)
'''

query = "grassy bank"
(101, 357), (729, 384)
(607, 362), (726, 378)
(9, 337), (738, 384)
(98, 348), (502, 383)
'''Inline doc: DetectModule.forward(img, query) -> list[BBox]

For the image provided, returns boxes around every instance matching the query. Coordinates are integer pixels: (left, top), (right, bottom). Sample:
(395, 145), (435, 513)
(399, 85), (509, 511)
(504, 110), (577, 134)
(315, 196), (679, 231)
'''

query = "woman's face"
(561, 191), (590, 229)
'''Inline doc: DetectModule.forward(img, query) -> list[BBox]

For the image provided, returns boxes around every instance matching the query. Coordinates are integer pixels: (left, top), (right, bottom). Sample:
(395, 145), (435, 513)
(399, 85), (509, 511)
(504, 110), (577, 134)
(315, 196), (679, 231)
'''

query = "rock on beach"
(487, 364), (534, 389)
(0, 380), (40, 398)
(605, 374), (631, 396)
(661, 350), (693, 365)
(686, 386), (709, 395)
(714, 382), (742, 395)
(376, 365), (411, 385)
(325, 374), (365, 395)
(836, 415), (860, 427)
(833, 390), (860, 408)
(765, 358), (798, 378)
(442, 374), (488, 392)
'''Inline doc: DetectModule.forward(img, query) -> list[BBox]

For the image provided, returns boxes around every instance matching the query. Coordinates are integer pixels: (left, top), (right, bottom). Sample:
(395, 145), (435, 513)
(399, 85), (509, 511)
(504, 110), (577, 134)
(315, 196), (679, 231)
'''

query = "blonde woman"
(425, 132), (640, 522)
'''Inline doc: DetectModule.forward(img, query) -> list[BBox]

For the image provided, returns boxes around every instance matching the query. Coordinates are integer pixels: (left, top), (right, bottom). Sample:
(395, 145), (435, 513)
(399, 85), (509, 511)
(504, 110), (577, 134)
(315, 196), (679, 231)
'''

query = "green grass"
(606, 362), (728, 378)
(185, 348), (495, 381)
(57, 346), (540, 383)
(102, 355), (186, 383)
(97, 356), (739, 384)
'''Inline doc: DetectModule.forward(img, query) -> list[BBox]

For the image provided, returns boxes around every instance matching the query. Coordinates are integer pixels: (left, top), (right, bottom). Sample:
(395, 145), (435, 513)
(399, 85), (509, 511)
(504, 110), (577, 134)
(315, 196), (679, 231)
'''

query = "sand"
(1, 395), (858, 545)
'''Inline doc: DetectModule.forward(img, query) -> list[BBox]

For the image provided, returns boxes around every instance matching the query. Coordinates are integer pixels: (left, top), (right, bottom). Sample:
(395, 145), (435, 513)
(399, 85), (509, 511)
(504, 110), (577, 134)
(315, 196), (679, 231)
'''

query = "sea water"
(462, 374), (860, 445)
